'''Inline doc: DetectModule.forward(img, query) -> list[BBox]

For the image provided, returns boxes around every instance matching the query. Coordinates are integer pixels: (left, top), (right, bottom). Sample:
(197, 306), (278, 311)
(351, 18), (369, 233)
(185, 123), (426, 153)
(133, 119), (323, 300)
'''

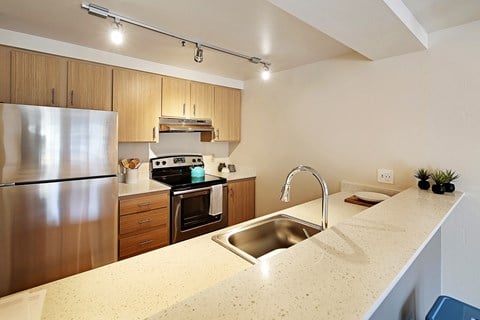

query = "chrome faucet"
(280, 165), (329, 230)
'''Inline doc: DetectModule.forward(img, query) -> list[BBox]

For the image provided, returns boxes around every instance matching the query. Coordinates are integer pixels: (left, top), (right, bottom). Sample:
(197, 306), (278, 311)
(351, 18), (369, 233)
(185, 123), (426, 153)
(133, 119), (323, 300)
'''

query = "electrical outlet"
(377, 169), (394, 184)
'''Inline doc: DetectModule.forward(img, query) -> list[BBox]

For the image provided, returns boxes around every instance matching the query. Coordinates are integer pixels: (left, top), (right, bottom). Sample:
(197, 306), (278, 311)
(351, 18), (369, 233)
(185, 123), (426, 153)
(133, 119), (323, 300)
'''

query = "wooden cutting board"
(344, 195), (377, 207)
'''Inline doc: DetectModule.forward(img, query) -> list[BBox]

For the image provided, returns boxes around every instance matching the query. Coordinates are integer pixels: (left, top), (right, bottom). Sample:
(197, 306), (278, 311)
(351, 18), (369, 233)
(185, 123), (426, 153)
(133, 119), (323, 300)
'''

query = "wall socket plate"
(377, 169), (394, 184)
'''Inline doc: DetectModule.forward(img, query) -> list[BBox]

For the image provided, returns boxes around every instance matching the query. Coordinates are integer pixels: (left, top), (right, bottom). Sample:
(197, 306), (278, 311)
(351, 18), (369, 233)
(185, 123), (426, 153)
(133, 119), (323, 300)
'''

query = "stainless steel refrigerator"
(0, 103), (118, 297)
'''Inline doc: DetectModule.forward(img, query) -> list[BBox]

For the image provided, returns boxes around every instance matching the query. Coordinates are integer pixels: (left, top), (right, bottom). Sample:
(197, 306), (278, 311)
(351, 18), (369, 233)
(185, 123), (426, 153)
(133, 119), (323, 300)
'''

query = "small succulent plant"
(443, 169), (459, 183)
(430, 170), (447, 185)
(414, 168), (431, 181)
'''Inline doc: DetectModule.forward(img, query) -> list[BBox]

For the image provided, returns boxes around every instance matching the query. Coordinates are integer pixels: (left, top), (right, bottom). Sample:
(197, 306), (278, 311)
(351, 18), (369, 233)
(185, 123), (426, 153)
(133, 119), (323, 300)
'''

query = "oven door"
(171, 184), (228, 243)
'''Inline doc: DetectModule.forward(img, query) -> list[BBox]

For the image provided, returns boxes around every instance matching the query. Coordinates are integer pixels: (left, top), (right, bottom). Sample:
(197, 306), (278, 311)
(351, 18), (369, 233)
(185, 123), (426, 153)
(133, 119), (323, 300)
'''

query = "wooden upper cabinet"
(161, 76), (190, 118)
(113, 68), (162, 142)
(11, 50), (67, 107)
(67, 60), (112, 111)
(211, 86), (241, 142)
(0, 46), (11, 103)
(190, 81), (213, 119)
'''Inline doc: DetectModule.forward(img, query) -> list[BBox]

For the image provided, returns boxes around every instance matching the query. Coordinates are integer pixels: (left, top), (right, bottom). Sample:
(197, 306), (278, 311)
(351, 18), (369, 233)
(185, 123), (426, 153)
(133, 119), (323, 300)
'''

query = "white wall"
(368, 231), (441, 320)
(231, 21), (480, 306)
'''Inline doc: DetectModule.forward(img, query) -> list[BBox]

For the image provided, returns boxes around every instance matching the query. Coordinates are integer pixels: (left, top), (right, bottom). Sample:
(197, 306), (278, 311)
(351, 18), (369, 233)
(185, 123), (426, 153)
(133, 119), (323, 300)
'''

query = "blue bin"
(426, 295), (480, 320)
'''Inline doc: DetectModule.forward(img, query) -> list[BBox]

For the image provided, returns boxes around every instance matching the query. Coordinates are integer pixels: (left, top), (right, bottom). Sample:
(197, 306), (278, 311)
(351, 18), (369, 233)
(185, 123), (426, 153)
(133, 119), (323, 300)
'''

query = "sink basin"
(212, 214), (323, 264)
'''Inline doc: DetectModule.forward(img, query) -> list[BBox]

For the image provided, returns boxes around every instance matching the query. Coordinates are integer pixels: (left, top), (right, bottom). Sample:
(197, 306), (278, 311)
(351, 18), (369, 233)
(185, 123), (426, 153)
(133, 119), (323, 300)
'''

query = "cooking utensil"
(127, 158), (140, 169)
(120, 159), (129, 169)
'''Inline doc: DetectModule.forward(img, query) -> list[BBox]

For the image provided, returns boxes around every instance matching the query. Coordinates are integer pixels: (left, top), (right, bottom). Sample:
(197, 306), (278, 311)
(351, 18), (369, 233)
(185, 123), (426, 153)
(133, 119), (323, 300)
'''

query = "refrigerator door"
(0, 177), (118, 297)
(0, 103), (118, 184)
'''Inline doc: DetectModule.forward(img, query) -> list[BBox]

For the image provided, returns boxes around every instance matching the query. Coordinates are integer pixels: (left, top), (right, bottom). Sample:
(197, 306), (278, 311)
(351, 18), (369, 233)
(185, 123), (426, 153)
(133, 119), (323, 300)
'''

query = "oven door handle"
(172, 184), (226, 196)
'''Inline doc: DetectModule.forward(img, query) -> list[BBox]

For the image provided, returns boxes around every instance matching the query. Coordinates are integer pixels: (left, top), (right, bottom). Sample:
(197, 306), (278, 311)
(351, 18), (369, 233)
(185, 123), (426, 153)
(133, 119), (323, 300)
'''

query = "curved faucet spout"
(280, 165), (329, 229)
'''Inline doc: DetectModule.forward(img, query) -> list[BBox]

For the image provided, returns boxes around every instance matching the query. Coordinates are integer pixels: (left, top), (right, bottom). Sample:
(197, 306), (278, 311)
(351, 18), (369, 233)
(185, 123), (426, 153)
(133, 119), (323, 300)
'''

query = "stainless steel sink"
(212, 214), (323, 264)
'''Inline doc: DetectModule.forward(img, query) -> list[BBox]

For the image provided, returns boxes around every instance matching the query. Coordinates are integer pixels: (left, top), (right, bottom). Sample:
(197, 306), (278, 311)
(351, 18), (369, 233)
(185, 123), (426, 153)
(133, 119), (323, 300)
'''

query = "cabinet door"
(0, 46), (11, 103)
(190, 81), (213, 119)
(212, 86), (241, 141)
(11, 50), (67, 107)
(161, 76), (190, 117)
(228, 178), (255, 226)
(113, 68), (161, 142)
(67, 60), (112, 111)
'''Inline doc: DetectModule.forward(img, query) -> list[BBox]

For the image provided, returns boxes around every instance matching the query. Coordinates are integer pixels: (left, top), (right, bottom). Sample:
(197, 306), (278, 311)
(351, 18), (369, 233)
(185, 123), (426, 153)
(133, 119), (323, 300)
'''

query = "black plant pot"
(418, 180), (430, 190)
(444, 182), (455, 193)
(432, 184), (445, 194)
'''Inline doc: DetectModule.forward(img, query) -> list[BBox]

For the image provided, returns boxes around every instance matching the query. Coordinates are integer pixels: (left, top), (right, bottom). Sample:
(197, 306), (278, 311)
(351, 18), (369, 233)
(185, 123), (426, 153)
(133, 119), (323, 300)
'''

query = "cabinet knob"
(51, 88), (55, 105)
(70, 90), (74, 106)
(152, 127), (156, 140)
(183, 103), (186, 115)
(193, 104), (196, 116)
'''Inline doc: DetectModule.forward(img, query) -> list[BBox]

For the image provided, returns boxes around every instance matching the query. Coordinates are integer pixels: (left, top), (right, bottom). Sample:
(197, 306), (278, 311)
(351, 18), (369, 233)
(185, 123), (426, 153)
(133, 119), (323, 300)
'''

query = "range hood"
(159, 117), (214, 133)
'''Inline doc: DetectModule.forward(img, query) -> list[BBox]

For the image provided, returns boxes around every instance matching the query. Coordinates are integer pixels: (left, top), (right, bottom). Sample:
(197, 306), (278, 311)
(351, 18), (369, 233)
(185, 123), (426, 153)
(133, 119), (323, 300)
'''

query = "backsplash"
(119, 132), (229, 163)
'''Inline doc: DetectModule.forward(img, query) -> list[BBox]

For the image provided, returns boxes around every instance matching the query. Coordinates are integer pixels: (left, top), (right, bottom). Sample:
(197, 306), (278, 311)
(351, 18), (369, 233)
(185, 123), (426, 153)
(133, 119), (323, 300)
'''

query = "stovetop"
(150, 155), (226, 191)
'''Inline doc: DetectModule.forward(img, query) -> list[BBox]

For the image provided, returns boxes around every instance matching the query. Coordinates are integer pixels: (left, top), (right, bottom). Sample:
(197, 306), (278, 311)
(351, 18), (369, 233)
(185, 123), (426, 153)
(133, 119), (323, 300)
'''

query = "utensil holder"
(126, 168), (138, 184)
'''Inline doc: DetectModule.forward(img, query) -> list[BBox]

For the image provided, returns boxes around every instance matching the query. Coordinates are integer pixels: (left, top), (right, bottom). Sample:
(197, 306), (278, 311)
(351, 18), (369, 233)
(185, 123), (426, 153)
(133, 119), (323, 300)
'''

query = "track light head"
(194, 43), (203, 63)
(261, 64), (271, 80)
(110, 18), (123, 45)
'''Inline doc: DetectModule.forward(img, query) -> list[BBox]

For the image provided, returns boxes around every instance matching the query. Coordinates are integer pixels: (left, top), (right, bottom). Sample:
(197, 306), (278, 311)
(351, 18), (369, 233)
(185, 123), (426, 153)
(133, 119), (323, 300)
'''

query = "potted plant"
(430, 170), (447, 194)
(443, 169), (459, 193)
(414, 168), (431, 190)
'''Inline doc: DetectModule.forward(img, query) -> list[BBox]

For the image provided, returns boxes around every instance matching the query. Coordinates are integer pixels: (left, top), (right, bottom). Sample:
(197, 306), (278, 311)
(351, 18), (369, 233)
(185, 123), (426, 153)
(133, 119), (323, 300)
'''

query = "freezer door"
(0, 103), (118, 184)
(0, 177), (118, 297)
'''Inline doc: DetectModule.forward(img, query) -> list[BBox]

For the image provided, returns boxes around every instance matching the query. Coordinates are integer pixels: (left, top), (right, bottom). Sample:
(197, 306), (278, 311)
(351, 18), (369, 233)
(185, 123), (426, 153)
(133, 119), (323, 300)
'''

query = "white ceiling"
(0, 0), (479, 80)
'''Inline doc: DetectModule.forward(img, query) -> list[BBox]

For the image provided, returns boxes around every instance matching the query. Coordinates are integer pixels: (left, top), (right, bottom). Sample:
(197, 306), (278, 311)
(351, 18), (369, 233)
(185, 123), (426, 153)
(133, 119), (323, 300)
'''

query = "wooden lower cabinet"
(118, 191), (169, 259)
(0, 46), (11, 103)
(227, 178), (256, 226)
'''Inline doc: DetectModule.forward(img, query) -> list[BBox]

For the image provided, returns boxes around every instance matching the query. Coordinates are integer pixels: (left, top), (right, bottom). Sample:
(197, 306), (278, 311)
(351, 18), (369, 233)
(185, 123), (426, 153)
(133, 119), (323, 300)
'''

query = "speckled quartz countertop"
(118, 165), (255, 197)
(16, 191), (363, 320)
(148, 188), (464, 320)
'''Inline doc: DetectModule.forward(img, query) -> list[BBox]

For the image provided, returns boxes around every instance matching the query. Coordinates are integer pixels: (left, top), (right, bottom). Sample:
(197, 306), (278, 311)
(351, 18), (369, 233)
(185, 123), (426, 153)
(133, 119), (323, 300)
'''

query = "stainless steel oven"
(150, 155), (228, 244)
(171, 184), (228, 243)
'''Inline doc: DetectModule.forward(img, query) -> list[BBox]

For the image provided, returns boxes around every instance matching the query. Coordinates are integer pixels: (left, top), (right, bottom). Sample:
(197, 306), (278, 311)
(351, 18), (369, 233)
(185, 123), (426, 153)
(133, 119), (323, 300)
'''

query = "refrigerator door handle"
(0, 183), (15, 187)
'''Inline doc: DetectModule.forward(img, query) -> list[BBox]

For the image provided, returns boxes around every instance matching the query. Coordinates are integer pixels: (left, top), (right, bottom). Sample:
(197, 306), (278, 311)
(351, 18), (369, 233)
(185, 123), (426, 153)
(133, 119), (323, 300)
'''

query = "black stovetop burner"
(150, 155), (226, 191)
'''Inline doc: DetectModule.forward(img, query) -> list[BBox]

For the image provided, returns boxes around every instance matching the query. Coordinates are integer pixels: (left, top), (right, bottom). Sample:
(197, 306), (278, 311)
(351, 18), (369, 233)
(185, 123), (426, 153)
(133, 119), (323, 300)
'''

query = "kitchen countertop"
(15, 191), (364, 319)
(148, 188), (463, 319)
(118, 165), (256, 197)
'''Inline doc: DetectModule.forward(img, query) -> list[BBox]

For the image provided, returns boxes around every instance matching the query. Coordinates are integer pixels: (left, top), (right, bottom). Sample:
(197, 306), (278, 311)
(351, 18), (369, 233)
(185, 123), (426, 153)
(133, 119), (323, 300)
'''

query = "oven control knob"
(192, 159), (196, 163)
(155, 161), (161, 166)
(197, 158), (202, 163)
(162, 161), (167, 165)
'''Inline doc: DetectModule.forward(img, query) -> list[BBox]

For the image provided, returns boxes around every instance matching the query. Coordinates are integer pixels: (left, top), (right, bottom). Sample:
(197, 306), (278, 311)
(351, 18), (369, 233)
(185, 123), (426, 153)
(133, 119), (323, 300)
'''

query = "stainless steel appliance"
(159, 117), (214, 133)
(150, 155), (227, 243)
(0, 103), (118, 297)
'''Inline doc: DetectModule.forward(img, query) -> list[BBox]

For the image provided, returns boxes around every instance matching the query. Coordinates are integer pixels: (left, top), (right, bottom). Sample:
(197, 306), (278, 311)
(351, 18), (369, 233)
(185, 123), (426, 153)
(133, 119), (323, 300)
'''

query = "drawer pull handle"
(139, 240), (153, 246)
(137, 202), (152, 207)
(138, 219), (152, 224)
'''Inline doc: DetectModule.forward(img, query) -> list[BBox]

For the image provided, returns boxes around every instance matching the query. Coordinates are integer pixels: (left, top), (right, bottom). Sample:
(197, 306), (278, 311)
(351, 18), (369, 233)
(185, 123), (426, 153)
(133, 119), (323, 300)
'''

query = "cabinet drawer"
(119, 228), (168, 259)
(119, 192), (168, 215)
(119, 208), (168, 236)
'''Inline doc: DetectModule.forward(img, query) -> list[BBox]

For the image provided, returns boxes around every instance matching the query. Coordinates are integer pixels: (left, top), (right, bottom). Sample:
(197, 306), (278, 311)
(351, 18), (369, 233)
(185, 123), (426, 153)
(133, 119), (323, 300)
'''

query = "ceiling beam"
(268, 0), (428, 60)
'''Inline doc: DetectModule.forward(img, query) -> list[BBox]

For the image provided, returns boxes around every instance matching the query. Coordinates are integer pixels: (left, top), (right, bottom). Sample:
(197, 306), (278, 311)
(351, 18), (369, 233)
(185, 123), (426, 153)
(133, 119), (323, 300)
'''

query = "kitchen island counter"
(148, 188), (463, 319)
(12, 191), (364, 319)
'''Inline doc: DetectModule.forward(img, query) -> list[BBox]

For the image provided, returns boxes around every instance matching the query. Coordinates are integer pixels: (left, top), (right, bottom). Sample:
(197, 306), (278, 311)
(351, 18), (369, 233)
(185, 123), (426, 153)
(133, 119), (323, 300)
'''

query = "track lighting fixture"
(261, 63), (271, 80)
(194, 44), (203, 63)
(110, 17), (123, 45)
(81, 3), (272, 79)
